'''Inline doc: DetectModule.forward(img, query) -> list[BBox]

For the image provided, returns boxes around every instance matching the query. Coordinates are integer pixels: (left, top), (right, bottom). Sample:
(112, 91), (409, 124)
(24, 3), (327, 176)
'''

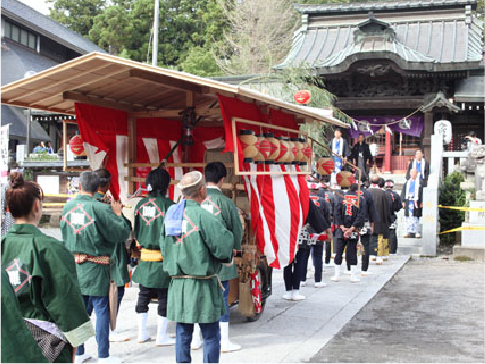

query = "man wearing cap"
(331, 182), (366, 283)
(368, 176), (392, 265)
(198, 162), (243, 353)
(161, 171), (234, 363)
(384, 180), (402, 254)
(61, 171), (131, 363)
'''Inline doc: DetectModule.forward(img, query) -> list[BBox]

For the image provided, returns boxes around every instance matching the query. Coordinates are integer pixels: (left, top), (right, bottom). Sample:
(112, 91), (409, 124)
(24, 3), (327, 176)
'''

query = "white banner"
(1, 125), (9, 183)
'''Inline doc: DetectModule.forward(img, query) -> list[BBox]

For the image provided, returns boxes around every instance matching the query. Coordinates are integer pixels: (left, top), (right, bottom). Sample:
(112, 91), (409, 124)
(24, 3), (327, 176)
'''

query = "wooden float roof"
(0, 52), (347, 127)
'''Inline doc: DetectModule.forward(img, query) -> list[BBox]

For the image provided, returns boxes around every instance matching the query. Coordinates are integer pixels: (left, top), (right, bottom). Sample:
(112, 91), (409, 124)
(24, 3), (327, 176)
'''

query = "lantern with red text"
(264, 132), (280, 164)
(316, 157), (334, 175)
(293, 90), (311, 105)
(239, 130), (259, 163)
(253, 134), (266, 164)
(336, 171), (356, 188)
(275, 136), (290, 164)
(69, 135), (85, 156)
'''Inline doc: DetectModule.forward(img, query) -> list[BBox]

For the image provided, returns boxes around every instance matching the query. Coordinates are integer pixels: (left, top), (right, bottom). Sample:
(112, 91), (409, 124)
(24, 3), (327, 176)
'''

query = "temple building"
(276, 0), (484, 173)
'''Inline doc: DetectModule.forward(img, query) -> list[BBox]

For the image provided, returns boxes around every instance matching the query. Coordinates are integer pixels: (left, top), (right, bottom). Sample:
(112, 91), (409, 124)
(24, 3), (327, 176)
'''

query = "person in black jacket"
(368, 176), (392, 265)
(317, 181), (335, 269)
(351, 183), (379, 276)
(351, 133), (373, 183)
(300, 182), (332, 289)
(283, 196), (329, 301)
(331, 183), (366, 283)
(385, 180), (402, 254)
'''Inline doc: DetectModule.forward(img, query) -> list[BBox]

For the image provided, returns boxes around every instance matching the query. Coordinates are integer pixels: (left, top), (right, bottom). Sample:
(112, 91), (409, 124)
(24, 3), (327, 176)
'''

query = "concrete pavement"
(311, 258), (485, 363)
(76, 254), (409, 363)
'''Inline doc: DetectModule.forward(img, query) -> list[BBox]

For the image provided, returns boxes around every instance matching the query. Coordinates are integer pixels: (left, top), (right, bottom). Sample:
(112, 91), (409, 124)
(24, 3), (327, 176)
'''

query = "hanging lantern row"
(239, 130), (312, 165)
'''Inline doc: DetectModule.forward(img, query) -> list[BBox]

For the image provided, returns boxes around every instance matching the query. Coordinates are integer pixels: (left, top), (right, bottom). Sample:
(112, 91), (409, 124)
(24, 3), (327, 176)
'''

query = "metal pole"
(25, 108), (31, 156)
(152, 0), (159, 66)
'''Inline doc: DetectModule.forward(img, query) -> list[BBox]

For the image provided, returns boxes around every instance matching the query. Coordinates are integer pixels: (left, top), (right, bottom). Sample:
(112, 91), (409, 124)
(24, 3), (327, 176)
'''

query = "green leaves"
(439, 171), (466, 245)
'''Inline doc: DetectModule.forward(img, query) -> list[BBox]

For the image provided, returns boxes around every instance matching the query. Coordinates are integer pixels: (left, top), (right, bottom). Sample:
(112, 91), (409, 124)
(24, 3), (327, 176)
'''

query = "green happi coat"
(132, 194), (174, 289)
(61, 194), (131, 296)
(94, 192), (130, 287)
(1, 224), (95, 362)
(1, 269), (48, 363)
(201, 187), (243, 281)
(160, 199), (234, 324)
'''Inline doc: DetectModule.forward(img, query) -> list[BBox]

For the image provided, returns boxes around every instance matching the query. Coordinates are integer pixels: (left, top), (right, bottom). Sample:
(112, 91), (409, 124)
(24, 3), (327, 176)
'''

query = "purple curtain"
(349, 115), (424, 138)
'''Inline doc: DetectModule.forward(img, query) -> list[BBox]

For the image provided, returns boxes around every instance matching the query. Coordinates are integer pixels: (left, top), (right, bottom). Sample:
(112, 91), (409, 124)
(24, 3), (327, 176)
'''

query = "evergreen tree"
(48, 0), (106, 37)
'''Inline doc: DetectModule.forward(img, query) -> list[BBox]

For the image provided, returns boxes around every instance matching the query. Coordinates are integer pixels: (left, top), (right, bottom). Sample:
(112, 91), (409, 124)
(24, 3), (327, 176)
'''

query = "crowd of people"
(1, 130), (439, 363)
(1, 163), (241, 363)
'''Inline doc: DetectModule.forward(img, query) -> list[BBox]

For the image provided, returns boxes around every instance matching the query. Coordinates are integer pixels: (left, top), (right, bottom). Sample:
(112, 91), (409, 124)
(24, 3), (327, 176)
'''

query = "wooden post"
(63, 120), (67, 171)
(384, 129), (391, 173)
(127, 116), (136, 195)
(183, 91), (195, 173)
(423, 111), (433, 162)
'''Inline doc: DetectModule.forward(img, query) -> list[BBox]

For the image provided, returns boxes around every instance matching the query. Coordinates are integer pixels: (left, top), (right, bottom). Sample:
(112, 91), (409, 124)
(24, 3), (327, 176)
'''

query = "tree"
(89, 3), (133, 55)
(215, 0), (299, 75)
(439, 172), (466, 246)
(48, 0), (106, 37)
(180, 47), (222, 77)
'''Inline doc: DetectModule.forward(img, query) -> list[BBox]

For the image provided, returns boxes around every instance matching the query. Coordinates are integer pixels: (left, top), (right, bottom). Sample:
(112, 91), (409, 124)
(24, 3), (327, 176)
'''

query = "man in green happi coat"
(61, 171), (131, 363)
(94, 169), (132, 343)
(161, 171), (233, 363)
(197, 162), (242, 353)
(132, 168), (175, 346)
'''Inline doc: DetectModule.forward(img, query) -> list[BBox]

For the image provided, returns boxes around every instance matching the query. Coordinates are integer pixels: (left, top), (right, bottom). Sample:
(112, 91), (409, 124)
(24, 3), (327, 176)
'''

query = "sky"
(18, 0), (51, 15)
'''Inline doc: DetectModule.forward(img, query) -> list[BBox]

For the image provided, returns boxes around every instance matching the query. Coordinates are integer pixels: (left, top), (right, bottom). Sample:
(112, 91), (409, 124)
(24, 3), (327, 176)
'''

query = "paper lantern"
(264, 132), (280, 164)
(291, 138), (303, 164)
(300, 138), (312, 164)
(275, 136), (290, 164)
(293, 90), (311, 105)
(253, 134), (266, 164)
(286, 138), (295, 164)
(336, 171), (356, 188)
(316, 157), (334, 175)
(239, 130), (259, 163)
(69, 135), (85, 156)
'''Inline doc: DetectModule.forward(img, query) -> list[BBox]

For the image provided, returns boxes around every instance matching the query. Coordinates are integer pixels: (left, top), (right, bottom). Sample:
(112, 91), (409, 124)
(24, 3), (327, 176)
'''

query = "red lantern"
(316, 157), (335, 175)
(69, 135), (85, 156)
(293, 90), (311, 105)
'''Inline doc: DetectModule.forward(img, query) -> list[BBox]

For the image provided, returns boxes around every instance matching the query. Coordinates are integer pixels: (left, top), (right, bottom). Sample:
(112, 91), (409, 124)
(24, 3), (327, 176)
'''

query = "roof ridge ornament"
(420, 91), (461, 113)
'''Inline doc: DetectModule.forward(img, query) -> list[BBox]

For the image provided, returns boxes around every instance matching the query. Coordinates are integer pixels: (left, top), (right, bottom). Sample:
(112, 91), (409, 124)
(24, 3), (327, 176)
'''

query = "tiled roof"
(1, 0), (105, 55)
(278, 14), (483, 72)
(294, 0), (477, 14)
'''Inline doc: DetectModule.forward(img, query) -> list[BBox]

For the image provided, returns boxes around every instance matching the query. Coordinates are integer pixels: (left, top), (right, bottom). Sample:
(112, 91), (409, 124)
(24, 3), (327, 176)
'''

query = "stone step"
(398, 237), (423, 247)
(397, 245), (423, 255)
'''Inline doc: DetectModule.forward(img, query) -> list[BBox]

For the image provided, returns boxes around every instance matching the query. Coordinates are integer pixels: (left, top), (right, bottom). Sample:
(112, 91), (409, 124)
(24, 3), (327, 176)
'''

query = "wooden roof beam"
(129, 110), (183, 118)
(129, 69), (203, 94)
(63, 91), (135, 112)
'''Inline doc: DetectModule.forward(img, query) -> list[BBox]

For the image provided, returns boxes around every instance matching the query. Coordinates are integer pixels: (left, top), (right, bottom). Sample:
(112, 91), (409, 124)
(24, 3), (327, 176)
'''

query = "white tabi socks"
(156, 316), (175, 346)
(109, 329), (129, 342)
(220, 322), (241, 353)
(291, 290), (305, 301)
(350, 265), (360, 283)
(191, 323), (202, 350)
(137, 312), (150, 343)
(331, 265), (341, 281)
